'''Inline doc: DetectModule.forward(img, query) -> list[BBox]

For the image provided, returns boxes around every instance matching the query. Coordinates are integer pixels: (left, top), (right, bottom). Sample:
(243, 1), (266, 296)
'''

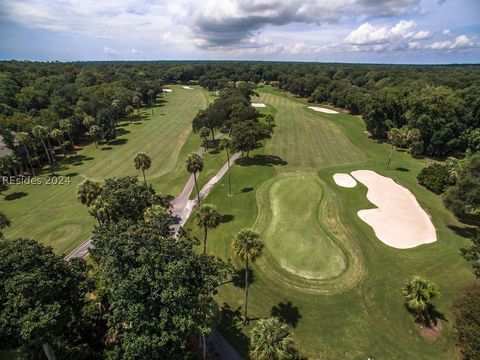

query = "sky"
(0, 0), (479, 64)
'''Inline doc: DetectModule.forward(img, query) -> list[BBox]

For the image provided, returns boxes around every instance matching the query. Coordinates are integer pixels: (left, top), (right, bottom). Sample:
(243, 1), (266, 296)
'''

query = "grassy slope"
(1, 85), (207, 254)
(186, 86), (474, 359)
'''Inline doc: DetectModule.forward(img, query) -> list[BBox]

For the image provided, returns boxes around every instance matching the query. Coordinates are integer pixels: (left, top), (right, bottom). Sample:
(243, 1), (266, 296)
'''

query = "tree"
(132, 95), (141, 115)
(453, 284), (480, 360)
(386, 127), (402, 169)
(417, 163), (453, 194)
(0, 238), (91, 359)
(402, 276), (440, 326)
(88, 124), (102, 148)
(15, 132), (35, 176)
(76, 179), (103, 207)
(32, 125), (55, 175)
(125, 104), (134, 120)
(59, 119), (77, 155)
(231, 229), (263, 325)
(219, 138), (232, 195)
(195, 204), (221, 255)
(444, 155), (480, 218)
(148, 89), (155, 115)
(231, 121), (257, 157)
(461, 230), (480, 279)
(199, 127), (210, 151)
(50, 128), (65, 156)
(82, 115), (96, 129)
(250, 317), (295, 360)
(0, 211), (10, 238)
(199, 298), (221, 360)
(90, 220), (230, 359)
(185, 152), (204, 204)
(134, 152), (152, 186)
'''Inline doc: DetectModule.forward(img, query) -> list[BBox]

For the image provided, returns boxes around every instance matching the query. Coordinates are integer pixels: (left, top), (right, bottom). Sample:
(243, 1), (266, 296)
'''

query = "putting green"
(254, 174), (365, 294)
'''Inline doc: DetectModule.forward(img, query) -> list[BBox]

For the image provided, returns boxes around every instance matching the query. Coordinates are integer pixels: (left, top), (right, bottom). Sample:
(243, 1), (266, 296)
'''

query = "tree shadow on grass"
(447, 224), (478, 239)
(396, 167), (410, 172)
(115, 128), (130, 136)
(109, 138), (128, 146)
(4, 192), (28, 201)
(101, 147), (112, 151)
(270, 301), (302, 328)
(64, 172), (79, 178)
(232, 268), (256, 288)
(217, 303), (249, 358)
(220, 214), (234, 223)
(236, 154), (287, 167)
(240, 187), (253, 193)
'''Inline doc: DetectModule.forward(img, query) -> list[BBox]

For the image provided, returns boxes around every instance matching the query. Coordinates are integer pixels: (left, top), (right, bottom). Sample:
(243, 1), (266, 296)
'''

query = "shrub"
(417, 163), (452, 194)
(453, 284), (480, 360)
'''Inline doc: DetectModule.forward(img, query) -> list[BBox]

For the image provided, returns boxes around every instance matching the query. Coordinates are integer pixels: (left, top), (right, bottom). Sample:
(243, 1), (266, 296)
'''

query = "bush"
(453, 284), (480, 360)
(417, 163), (452, 194)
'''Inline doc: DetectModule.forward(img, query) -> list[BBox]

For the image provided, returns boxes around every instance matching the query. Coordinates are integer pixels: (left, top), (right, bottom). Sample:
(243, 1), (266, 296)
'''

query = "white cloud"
(103, 46), (141, 56)
(443, 29), (450, 35)
(430, 35), (475, 50)
(344, 20), (431, 51)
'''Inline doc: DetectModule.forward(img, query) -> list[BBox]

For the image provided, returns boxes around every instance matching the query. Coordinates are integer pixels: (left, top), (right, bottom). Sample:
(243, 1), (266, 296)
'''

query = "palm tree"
(32, 125), (55, 175)
(16, 132), (35, 176)
(231, 229), (263, 325)
(76, 179), (103, 207)
(59, 119), (77, 155)
(132, 95), (141, 115)
(88, 125), (102, 148)
(148, 89), (155, 115)
(219, 138), (232, 195)
(82, 115), (96, 129)
(199, 298), (221, 360)
(199, 127), (210, 152)
(185, 152), (204, 204)
(195, 204), (221, 255)
(134, 152), (152, 186)
(402, 276), (440, 325)
(50, 128), (65, 156)
(250, 317), (295, 360)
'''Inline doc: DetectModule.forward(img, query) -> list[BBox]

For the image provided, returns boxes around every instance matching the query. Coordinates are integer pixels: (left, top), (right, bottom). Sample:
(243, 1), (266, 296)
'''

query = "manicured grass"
(186, 86), (475, 359)
(1, 85), (208, 254)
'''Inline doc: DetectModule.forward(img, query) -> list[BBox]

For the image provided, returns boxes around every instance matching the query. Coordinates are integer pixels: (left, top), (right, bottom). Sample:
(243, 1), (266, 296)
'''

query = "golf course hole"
(254, 174), (366, 294)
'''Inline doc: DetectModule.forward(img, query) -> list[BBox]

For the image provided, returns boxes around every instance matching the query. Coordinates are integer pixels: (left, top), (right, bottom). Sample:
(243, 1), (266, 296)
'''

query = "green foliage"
(195, 204), (221, 254)
(444, 154), (480, 217)
(417, 163), (453, 194)
(461, 230), (480, 279)
(232, 229), (263, 263)
(402, 276), (440, 324)
(0, 238), (91, 357)
(185, 152), (204, 174)
(250, 317), (295, 360)
(89, 176), (171, 223)
(453, 284), (480, 360)
(76, 179), (103, 207)
(90, 220), (231, 359)
(0, 212), (10, 238)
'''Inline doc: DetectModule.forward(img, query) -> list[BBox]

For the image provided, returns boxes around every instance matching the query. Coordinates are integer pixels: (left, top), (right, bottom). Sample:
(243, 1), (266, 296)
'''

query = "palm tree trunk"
(210, 128), (215, 141)
(40, 138), (55, 175)
(42, 343), (56, 360)
(203, 226), (208, 254)
(226, 148), (231, 195)
(67, 131), (77, 155)
(24, 145), (35, 176)
(387, 144), (393, 169)
(244, 257), (249, 325)
(142, 169), (147, 186)
(203, 333), (207, 360)
(194, 172), (201, 204)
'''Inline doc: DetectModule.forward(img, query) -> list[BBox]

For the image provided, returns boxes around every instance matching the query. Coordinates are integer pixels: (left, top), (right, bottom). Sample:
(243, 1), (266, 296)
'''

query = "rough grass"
(186, 85), (475, 359)
(1, 85), (207, 254)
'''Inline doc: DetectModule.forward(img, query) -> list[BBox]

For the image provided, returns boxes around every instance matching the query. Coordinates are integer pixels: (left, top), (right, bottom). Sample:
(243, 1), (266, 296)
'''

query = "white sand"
(252, 103), (266, 108)
(163, 88), (172, 93)
(182, 85), (193, 89)
(308, 106), (339, 114)
(351, 170), (437, 249)
(333, 173), (357, 188)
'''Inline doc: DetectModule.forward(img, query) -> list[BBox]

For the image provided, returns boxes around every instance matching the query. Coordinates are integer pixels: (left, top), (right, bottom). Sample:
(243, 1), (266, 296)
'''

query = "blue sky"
(0, 0), (479, 63)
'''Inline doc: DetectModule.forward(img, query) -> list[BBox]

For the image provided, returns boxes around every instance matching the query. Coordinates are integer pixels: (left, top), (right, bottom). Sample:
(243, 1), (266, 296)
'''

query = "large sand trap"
(308, 106), (339, 114)
(252, 103), (266, 108)
(182, 85), (193, 90)
(333, 173), (357, 188)
(163, 88), (172, 93)
(351, 170), (437, 249)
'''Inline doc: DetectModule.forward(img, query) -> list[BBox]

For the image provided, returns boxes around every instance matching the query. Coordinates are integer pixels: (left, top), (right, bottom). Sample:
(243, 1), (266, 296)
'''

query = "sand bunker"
(182, 85), (193, 89)
(308, 106), (339, 114)
(163, 88), (172, 93)
(252, 103), (266, 108)
(351, 170), (436, 249)
(333, 173), (357, 188)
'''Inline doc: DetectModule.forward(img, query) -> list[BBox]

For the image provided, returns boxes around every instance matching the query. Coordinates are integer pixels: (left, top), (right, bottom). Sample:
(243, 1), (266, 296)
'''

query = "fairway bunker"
(163, 88), (172, 92)
(333, 173), (357, 188)
(308, 106), (339, 114)
(182, 85), (193, 89)
(351, 170), (437, 249)
(252, 102), (266, 108)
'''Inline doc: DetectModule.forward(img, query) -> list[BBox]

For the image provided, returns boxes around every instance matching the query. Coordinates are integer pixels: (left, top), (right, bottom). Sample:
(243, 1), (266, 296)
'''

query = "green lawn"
(1, 85), (208, 254)
(186, 85), (475, 359)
